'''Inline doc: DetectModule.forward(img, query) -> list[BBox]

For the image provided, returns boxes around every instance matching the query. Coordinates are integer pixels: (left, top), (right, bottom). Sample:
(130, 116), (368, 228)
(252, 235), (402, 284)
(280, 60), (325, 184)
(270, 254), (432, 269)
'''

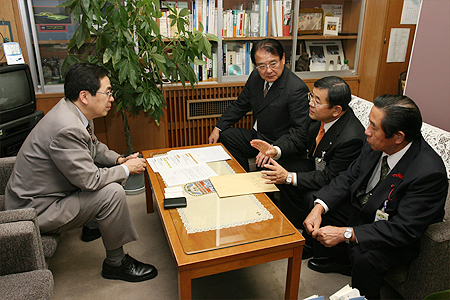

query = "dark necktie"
(263, 82), (270, 97)
(313, 122), (325, 155)
(86, 123), (93, 138)
(358, 156), (390, 206)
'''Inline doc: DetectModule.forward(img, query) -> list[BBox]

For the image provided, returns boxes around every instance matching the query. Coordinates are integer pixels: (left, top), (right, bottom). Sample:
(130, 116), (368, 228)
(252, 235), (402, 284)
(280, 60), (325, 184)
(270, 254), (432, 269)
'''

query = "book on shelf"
(282, 0), (292, 36)
(321, 4), (343, 33)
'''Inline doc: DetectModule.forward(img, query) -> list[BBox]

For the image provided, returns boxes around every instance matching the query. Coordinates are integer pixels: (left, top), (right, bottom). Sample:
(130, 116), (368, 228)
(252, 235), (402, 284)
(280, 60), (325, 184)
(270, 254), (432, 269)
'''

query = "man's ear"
(395, 131), (406, 144)
(78, 90), (89, 106)
(332, 105), (343, 117)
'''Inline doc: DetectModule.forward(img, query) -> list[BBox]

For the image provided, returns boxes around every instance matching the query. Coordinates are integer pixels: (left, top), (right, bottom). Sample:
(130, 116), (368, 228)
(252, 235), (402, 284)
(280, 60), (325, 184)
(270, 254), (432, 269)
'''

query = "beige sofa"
(349, 96), (450, 299)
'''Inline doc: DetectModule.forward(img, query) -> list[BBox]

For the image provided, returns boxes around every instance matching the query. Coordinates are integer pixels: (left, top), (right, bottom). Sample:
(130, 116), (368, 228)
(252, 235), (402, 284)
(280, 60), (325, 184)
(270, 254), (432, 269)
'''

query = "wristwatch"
(286, 172), (293, 185)
(344, 227), (353, 244)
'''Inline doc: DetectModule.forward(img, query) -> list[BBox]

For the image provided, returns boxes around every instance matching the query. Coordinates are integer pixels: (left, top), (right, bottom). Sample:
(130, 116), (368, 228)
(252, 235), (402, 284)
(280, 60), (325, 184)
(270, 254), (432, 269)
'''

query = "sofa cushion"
(1, 270), (53, 300)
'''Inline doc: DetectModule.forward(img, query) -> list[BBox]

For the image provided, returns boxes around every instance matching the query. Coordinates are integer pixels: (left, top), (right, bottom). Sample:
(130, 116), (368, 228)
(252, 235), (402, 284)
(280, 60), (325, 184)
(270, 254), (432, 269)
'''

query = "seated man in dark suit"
(304, 95), (448, 299)
(250, 76), (365, 258)
(6, 63), (157, 282)
(208, 38), (309, 171)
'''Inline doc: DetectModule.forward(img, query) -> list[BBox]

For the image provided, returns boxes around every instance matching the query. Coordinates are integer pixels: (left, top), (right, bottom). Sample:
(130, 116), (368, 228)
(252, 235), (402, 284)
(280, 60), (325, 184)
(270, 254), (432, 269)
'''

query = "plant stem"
(121, 107), (134, 156)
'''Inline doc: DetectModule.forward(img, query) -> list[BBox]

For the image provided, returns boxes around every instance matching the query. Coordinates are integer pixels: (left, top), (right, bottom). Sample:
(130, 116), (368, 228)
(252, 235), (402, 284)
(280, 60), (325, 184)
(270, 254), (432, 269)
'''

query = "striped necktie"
(358, 156), (390, 206)
(263, 82), (270, 97)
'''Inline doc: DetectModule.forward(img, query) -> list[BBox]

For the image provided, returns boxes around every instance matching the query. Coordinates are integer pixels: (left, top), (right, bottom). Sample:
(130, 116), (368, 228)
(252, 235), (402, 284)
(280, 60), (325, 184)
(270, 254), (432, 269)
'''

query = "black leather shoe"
(81, 226), (101, 242)
(302, 245), (313, 260)
(102, 254), (158, 282)
(307, 258), (352, 276)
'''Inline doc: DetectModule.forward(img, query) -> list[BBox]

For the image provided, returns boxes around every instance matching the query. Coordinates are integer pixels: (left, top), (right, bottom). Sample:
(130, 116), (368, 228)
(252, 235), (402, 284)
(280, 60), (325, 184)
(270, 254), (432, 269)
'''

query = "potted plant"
(60, 0), (218, 157)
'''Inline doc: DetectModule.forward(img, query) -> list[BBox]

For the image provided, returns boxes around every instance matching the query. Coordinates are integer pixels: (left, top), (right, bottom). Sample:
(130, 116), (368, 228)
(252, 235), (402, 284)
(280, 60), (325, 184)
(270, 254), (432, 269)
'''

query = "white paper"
(147, 152), (202, 173)
(401, 0), (421, 25)
(321, 4), (343, 32)
(386, 28), (410, 63)
(164, 186), (184, 198)
(168, 145), (231, 163)
(159, 163), (218, 187)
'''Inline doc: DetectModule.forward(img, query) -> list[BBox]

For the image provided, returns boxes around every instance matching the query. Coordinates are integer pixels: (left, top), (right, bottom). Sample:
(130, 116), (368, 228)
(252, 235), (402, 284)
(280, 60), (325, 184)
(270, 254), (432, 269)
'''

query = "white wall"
(404, 0), (450, 131)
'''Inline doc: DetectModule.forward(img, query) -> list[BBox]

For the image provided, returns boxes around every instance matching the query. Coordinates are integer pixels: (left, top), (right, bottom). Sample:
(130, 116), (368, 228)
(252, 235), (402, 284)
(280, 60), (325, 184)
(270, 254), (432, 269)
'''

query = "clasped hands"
(303, 204), (347, 248)
(119, 152), (147, 175)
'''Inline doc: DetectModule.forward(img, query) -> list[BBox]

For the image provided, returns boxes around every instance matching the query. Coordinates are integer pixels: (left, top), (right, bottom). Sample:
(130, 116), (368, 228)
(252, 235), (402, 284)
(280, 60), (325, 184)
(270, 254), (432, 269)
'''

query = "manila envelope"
(209, 171), (279, 198)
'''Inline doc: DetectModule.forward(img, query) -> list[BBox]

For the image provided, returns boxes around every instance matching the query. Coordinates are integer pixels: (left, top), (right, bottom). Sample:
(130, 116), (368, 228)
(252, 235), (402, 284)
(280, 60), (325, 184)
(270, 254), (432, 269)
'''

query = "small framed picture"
(323, 16), (340, 36)
(305, 40), (345, 71)
(298, 8), (324, 35)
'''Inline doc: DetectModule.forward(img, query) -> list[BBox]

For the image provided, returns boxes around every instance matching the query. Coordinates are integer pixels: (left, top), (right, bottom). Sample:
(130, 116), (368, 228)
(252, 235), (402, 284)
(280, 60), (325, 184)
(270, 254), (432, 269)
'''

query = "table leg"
(285, 246), (302, 300)
(178, 269), (192, 300)
(144, 169), (154, 214)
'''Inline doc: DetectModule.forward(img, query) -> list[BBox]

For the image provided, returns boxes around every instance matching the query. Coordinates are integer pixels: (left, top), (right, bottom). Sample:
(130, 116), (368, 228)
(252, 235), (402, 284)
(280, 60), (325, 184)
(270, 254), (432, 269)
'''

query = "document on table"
(168, 145), (231, 163)
(147, 152), (200, 173)
(209, 172), (279, 198)
(160, 164), (218, 187)
(147, 152), (218, 187)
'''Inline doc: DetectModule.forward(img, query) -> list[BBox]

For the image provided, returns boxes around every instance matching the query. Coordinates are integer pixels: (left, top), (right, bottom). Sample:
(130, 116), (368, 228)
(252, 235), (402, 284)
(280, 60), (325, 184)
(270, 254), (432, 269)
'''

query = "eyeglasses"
(97, 90), (113, 99)
(308, 92), (327, 107)
(255, 61), (280, 71)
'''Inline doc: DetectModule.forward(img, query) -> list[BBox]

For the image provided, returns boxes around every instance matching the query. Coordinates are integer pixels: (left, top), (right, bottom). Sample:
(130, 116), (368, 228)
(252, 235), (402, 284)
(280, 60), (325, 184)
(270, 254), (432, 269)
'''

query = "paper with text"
(147, 152), (201, 173)
(160, 163), (218, 187)
(168, 145), (231, 163)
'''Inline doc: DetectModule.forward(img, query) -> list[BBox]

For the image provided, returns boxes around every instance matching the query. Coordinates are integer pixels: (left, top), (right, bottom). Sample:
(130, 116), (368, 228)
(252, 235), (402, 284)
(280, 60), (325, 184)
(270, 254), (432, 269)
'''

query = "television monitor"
(0, 63), (37, 124)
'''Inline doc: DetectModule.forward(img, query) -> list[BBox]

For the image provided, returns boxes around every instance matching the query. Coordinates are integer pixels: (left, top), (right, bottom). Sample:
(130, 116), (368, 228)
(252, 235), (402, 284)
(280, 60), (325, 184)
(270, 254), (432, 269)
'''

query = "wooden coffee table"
(142, 144), (305, 300)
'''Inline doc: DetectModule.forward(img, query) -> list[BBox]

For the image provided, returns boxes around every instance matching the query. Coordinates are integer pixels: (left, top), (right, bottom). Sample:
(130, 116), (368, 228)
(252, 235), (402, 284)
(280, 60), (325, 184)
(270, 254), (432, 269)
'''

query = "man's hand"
(250, 139), (277, 167)
(260, 158), (289, 184)
(117, 152), (140, 165)
(208, 128), (220, 144)
(123, 157), (147, 175)
(315, 226), (347, 248)
(303, 204), (325, 238)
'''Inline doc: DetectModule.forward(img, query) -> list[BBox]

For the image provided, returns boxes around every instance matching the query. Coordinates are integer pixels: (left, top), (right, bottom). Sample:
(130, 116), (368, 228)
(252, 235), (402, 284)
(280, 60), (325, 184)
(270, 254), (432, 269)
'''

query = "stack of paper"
(302, 285), (365, 300)
(147, 151), (218, 187)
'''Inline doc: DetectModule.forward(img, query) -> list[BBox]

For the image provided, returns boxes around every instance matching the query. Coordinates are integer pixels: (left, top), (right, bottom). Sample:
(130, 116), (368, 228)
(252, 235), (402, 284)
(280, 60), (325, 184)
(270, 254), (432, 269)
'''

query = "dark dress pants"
(349, 244), (414, 300)
(219, 127), (259, 171)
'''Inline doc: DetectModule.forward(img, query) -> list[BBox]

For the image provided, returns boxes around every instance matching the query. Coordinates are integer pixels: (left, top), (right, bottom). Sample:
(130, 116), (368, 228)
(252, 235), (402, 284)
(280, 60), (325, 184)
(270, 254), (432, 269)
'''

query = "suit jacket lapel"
(361, 138), (421, 214)
(254, 67), (288, 114)
(313, 109), (352, 156)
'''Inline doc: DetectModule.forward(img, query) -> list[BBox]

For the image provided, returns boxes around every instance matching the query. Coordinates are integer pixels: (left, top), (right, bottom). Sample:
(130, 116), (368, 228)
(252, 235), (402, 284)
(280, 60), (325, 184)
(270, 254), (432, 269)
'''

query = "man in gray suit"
(6, 63), (157, 282)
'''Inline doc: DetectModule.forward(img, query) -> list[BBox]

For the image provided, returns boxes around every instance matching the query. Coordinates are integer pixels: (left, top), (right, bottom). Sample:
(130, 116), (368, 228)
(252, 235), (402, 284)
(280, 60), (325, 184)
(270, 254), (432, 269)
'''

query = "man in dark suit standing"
(208, 38), (309, 171)
(250, 76), (365, 256)
(6, 63), (157, 282)
(303, 95), (448, 299)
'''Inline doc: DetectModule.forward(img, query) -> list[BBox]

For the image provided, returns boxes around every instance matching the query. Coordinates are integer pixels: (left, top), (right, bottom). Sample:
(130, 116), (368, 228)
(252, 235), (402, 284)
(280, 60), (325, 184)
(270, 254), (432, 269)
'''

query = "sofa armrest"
(424, 220), (450, 243)
(0, 219), (47, 276)
(0, 208), (37, 224)
(0, 156), (16, 196)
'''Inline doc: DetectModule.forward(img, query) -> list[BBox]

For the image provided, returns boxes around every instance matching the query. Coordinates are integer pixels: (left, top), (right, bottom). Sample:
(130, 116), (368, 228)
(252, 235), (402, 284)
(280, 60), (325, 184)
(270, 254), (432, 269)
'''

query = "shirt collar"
(323, 117), (339, 133)
(74, 105), (90, 128)
(383, 142), (413, 169)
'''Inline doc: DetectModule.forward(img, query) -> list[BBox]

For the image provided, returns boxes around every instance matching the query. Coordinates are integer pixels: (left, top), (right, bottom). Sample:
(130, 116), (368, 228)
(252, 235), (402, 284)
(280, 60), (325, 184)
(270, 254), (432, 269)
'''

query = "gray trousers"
(43, 183), (139, 250)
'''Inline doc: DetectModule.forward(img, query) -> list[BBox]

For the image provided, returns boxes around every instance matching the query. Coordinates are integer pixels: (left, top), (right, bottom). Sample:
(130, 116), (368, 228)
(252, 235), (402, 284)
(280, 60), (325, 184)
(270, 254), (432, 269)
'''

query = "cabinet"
(216, 0), (364, 83)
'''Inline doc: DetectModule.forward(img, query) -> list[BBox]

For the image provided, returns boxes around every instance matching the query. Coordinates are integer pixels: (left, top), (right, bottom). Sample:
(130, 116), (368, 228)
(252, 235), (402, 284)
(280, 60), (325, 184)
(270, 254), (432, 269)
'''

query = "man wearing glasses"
(208, 38), (309, 171)
(250, 76), (365, 259)
(6, 63), (158, 282)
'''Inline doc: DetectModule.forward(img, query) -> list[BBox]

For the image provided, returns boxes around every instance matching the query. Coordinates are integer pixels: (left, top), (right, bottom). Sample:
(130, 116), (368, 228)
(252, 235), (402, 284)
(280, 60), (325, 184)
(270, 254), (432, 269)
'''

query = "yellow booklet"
(209, 171), (279, 198)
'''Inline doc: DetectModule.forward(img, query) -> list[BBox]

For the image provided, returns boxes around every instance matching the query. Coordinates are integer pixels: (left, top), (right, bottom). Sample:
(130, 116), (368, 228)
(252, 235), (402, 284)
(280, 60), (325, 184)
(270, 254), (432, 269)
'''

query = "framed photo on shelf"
(298, 8), (324, 35)
(323, 16), (340, 36)
(305, 40), (345, 72)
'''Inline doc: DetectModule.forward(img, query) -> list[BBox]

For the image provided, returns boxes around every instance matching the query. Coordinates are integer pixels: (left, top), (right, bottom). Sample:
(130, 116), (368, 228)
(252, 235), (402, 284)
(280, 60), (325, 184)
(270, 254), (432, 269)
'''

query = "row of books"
(160, 0), (292, 38)
(160, 0), (218, 37)
(222, 0), (292, 38)
(192, 51), (219, 81)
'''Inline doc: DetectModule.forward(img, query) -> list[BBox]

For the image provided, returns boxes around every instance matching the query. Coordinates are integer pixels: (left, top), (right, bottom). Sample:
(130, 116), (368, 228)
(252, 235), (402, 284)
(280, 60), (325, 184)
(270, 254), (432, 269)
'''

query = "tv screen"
(0, 64), (36, 124)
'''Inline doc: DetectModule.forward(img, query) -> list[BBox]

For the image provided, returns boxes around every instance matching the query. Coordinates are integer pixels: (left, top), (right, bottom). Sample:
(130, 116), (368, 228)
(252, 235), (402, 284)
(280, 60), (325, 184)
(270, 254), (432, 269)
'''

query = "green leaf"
(205, 33), (219, 42)
(103, 48), (113, 63)
(179, 8), (190, 17)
